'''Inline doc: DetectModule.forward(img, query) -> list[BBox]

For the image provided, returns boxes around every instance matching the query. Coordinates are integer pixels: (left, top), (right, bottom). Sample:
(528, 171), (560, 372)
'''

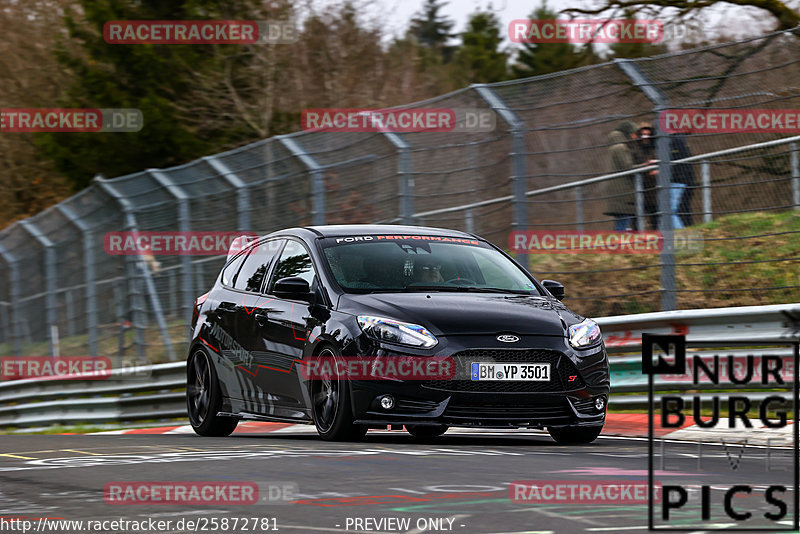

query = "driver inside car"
(414, 257), (444, 283)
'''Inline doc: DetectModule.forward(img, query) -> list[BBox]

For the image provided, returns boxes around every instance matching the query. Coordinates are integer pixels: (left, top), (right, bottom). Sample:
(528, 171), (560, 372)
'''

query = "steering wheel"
(445, 278), (478, 285)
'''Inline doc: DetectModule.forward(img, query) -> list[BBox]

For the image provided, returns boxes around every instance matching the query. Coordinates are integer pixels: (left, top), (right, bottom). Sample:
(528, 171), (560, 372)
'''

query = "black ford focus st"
(186, 225), (609, 443)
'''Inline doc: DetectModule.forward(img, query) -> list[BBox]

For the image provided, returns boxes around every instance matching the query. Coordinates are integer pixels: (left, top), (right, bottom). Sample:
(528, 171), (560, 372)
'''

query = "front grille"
(422, 349), (584, 393)
(445, 400), (572, 422)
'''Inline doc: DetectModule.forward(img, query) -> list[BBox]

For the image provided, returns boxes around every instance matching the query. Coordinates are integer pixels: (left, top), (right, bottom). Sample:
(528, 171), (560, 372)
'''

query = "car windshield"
(321, 236), (542, 294)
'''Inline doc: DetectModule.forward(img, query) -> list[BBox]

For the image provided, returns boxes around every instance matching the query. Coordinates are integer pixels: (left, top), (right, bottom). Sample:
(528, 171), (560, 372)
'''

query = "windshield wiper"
(400, 285), (465, 292)
(401, 285), (534, 295)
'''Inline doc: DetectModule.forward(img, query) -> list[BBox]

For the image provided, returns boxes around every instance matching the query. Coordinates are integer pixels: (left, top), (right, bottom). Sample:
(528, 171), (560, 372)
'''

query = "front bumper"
(347, 334), (610, 429)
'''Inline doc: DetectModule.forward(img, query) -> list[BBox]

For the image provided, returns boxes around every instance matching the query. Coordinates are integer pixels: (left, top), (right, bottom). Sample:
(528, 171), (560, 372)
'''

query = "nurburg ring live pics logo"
(644, 334), (799, 530)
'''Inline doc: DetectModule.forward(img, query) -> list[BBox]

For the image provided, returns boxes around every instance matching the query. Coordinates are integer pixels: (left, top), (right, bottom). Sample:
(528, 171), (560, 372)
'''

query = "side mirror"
(273, 277), (312, 301)
(541, 279), (565, 301)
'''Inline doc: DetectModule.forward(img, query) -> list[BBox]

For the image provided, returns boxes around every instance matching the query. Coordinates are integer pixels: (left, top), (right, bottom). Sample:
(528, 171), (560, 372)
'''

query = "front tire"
(548, 425), (603, 444)
(187, 349), (238, 437)
(312, 347), (367, 441)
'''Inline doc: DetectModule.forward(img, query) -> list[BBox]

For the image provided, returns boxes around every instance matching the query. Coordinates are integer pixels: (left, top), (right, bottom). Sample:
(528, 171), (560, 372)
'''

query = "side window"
(269, 240), (316, 291)
(221, 252), (247, 287)
(234, 239), (284, 292)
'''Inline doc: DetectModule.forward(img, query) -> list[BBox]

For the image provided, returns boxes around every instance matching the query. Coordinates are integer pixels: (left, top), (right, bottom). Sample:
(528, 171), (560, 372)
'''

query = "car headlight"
(568, 318), (602, 349)
(357, 316), (438, 348)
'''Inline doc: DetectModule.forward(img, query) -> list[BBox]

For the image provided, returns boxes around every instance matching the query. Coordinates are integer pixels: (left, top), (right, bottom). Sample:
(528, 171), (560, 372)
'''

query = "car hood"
(338, 292), (573, 336)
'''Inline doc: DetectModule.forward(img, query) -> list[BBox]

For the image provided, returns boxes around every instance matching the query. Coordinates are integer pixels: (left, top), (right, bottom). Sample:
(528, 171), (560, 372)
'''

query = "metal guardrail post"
(94, 176), (175, 361)
(0, 244), (22, 355)
(18, 220), (58, 356)
(616, 59), (676, 311)
(56, 204), (98, 356)
(279, 136), (325, 226)
(635, 173), (645, 231)
(382, 132), (414, 225)
(149, 170), (194, 336)
(791, 142), (799, 210)
(701, 161), (712, 223)
(473, 85), (528, 234)
(203, 156), (251, 231)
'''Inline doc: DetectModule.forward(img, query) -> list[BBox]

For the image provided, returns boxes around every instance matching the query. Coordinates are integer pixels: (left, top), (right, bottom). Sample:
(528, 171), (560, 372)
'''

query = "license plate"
(471, 363), (550, 381)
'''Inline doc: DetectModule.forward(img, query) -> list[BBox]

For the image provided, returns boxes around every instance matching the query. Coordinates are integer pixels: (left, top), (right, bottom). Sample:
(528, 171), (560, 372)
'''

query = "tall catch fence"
(1, 29), (799, 362)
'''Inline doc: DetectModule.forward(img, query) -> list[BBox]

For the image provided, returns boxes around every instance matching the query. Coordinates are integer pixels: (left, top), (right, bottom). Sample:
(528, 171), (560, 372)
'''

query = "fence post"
(635, 173), (645, 231)
(204, 155), (251, 231)
(94, 176), (175, 361)
(616, 59), (675, 311)
(791, 142), (799, 210)
(18, 220), (58, 356)
(57, 203), (98, 356)
(149, 169), (194, 338)
(465, 209), (475, 233)
(0, 296), (8, 347)
(575, 186), (585, 231)
(702, 161), (712, 223)
(279, 136), (325, 225)
(0, 244), (22, 355)
(473, 85), (528, 235)
(382, 132), (413, 225)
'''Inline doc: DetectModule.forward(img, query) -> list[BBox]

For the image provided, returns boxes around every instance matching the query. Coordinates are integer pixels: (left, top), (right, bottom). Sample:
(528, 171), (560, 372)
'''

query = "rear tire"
(548, 425), (602, 444)
(406, 425), (448, 440)
(312, 347), (367, 441)
(187, 349), (238, 437)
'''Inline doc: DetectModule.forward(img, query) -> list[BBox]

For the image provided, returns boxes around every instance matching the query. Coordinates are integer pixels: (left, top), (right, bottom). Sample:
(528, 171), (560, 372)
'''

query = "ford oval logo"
(496, 334), (520, 343)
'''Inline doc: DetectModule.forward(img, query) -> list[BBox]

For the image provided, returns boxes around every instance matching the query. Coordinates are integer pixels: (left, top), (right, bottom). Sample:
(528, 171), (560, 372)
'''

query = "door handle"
(218, 301), (236, 312)
(254, 311), (269, 326)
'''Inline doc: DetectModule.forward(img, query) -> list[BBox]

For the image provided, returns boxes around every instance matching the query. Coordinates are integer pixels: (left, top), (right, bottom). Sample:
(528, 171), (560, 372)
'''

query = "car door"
(228, 238), (284, 415)
(203, 250), (249, 404)
(258, 239), (320, 416)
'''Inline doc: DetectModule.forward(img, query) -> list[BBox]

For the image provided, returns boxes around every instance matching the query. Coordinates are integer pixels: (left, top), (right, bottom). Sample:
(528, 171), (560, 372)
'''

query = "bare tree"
(563, 0), (799, 31)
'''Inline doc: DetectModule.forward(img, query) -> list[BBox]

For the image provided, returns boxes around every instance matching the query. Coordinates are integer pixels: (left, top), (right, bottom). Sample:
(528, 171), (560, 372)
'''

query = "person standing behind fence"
(634, 123), (659, 230)
(604, 121), (639, 231)
(670, 132), (696, 227)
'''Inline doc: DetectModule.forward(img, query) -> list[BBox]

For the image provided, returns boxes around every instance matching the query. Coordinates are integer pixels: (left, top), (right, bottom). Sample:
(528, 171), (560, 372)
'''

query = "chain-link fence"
(1, 29), (799, 362)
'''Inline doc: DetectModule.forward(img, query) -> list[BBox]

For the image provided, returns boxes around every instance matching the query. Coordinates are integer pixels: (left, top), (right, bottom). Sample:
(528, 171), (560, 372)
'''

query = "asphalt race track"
(0, 427), (796, 534)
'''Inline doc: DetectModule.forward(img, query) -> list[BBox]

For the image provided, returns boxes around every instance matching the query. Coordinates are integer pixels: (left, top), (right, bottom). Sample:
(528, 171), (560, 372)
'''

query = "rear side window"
(269, 240), (316, 291)
(234, 239), (284, 292)
(221, 253), (246, 287)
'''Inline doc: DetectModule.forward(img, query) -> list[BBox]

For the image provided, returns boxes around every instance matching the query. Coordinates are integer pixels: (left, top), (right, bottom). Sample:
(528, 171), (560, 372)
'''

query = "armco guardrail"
(0, 304), (798, 428)
(597, 303), (800, 348)
(0, 362), (185, 427)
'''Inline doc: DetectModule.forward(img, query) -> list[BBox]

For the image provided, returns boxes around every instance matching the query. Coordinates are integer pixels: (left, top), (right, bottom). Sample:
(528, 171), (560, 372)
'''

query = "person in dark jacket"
(632, 124), (697, 229)
(604, 121), (638, 231)
(670, 133), (696, 227)
(633, 123), (658, 229)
